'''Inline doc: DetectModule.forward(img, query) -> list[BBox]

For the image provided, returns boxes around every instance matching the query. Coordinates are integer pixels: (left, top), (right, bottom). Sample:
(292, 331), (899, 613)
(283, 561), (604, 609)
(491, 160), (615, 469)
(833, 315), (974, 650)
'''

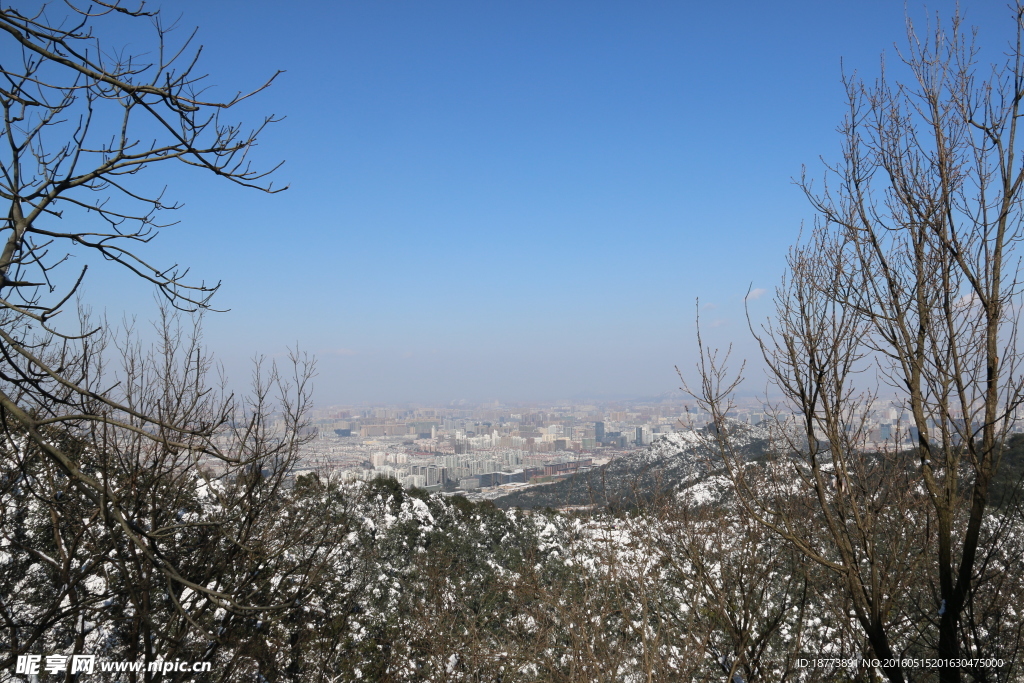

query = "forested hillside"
(493, 423), (770, 510)
(6, 427), (1024, 681)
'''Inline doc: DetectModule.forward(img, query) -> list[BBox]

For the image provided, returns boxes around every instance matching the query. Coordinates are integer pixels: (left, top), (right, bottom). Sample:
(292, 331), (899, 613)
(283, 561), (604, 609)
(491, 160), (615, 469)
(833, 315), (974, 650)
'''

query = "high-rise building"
(595, 421), (605, 444)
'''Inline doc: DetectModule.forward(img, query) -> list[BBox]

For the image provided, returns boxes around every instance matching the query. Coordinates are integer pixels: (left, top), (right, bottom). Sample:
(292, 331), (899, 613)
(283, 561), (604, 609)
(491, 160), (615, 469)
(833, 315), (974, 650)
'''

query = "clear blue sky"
(78, 0), (1011, 404)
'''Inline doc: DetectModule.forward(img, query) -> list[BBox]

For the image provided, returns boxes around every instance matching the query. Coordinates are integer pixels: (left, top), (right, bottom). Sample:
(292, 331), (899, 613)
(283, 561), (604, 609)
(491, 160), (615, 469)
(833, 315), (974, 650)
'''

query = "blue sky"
(76, 0), (1011, 404)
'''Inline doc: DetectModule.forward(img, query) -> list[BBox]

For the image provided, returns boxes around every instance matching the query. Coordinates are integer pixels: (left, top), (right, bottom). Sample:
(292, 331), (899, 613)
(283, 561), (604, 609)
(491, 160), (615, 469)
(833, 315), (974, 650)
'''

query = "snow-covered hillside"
(495, 420), (771, 510)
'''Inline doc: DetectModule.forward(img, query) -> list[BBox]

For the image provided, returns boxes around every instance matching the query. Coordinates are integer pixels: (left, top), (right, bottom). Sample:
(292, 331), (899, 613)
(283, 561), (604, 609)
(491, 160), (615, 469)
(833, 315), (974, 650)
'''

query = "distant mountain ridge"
(494, 420), (772, 510)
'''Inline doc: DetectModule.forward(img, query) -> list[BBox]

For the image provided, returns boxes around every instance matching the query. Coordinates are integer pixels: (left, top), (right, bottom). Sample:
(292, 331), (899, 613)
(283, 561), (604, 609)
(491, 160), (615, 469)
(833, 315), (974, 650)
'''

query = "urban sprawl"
(278, 398), (996, 502)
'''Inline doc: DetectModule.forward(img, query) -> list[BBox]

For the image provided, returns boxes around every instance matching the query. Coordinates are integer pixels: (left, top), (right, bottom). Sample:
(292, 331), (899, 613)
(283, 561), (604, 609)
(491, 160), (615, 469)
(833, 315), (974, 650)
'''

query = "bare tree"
(686, 6), (1024, 683)
(0, 1), (282, 410)
(0, 2), (345, 678)
(0, 308), (351, 680)
(0, 1), (281, 556)
(656, 495), (818, 683)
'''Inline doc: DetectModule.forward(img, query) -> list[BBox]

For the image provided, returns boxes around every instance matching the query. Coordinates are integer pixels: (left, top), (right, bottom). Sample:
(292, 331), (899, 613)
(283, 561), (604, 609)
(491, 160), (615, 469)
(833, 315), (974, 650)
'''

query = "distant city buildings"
(292, 397), (1024, 499)
(295, 400), (695, 496)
